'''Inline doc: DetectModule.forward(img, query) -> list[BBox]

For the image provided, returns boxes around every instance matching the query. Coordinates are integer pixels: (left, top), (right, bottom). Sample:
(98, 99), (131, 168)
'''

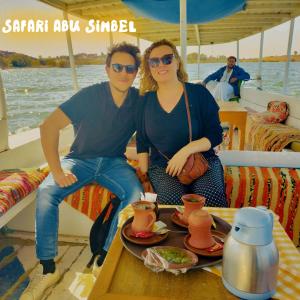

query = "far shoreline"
(1, 59), (300, 70)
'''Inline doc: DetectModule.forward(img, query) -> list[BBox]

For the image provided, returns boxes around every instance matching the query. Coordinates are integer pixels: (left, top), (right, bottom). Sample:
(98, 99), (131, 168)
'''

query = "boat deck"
(0, 231), (95, 300)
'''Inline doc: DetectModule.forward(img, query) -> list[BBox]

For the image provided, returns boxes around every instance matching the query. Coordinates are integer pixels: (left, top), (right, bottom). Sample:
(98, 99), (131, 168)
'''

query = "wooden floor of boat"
(0, 231), (96, 300)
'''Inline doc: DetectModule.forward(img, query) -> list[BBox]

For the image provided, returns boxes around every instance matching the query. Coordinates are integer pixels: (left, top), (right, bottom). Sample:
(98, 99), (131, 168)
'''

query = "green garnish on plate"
(155, 248), (192, 264)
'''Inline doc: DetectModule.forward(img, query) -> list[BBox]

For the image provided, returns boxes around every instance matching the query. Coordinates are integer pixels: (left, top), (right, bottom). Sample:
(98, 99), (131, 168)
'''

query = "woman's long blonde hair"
(139, 39), (188, 95)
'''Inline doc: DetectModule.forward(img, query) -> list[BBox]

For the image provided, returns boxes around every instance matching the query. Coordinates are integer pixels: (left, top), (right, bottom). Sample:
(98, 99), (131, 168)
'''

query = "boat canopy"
(122, 0), (246, 24)
(38, 0), (300, 45)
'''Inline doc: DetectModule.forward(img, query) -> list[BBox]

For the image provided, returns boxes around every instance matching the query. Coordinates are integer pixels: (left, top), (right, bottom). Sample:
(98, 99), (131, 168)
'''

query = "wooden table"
(88, 219), (236, 299)
(89, 206), (300, 300)
(219, 102), (248, 150)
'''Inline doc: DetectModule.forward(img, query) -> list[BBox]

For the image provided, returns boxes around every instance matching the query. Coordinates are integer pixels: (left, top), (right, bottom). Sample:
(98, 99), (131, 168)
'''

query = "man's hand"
(229, 77), (238, 83)
(53, 169), (78, 188)
(166, 147), (190, 177)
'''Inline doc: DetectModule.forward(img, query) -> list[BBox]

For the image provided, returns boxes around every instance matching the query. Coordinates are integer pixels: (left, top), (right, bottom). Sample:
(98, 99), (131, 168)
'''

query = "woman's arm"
(136, 95), (150, 174)
(166, 137), (211, 177)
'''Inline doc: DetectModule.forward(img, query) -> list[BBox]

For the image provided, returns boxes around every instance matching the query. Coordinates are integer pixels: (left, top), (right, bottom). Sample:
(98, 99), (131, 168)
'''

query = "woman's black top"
(136, 82), (223, 168)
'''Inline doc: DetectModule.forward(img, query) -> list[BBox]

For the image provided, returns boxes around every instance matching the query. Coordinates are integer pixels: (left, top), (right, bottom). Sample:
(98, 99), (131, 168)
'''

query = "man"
(202, 56), (250, 101)
(20, 43), (143, 300)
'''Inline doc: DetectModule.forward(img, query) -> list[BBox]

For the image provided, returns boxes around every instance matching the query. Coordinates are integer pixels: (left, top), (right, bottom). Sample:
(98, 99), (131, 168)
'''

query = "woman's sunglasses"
(111, 63), (137, 74)
(148, 53), (175, 68)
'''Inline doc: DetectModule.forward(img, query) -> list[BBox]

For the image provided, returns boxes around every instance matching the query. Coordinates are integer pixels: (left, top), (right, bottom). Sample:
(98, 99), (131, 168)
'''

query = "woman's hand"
(166, 146), (190, 177)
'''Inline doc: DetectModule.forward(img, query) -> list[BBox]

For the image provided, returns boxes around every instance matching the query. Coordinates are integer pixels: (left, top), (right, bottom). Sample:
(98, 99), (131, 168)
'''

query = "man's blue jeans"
(35, 156), (143, 260)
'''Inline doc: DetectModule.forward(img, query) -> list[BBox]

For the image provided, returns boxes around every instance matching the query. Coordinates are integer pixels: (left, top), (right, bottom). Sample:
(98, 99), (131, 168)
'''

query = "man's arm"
(202, 68), (223, 85)
(40, 108), (77, 187)
(236, 67), (250, 81)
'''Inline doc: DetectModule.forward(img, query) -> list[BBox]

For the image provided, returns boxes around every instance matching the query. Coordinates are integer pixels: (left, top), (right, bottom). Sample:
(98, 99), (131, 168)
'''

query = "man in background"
(202, 56), (250, 101)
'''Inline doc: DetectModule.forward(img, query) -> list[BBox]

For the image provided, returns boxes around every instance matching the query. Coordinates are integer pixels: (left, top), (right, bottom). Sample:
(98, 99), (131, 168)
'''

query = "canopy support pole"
(180, 0), (187, 68)
(194, 25), (200, 80)
(258, 31), (264, 90)
(0, 72), (9, 152)
(63, 11), (79, 92)
(236, 40), (240, 65)
(283, 18), (295, 94)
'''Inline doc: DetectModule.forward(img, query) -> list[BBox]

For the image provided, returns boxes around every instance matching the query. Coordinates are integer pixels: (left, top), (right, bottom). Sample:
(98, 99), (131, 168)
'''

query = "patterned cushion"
(267, 101), (289, 123)
(225, 166), (300, 246)
(0, 169), (48, 216)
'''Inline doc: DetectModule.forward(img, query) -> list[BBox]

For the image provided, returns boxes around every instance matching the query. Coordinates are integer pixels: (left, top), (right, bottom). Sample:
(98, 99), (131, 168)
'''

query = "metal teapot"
(222, 207), (279, 299)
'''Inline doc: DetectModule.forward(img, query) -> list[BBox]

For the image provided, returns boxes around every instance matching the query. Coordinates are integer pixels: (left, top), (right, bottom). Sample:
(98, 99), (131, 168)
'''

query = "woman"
(137, 39), (227, 207)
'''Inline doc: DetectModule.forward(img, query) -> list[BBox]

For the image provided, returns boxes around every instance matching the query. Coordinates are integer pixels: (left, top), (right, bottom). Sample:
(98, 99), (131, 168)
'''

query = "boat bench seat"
(64, 160), (300, 247)
(0, 168), (48, 228)
(290, 141), (300, 152)
(246, 114), (300, 152)
(1, 160), (300, 247)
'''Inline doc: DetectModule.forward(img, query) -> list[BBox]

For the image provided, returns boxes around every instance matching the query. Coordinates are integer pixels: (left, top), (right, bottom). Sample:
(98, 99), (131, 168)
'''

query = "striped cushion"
(225, 166), (300, 246)
(0, 169), (48, 216)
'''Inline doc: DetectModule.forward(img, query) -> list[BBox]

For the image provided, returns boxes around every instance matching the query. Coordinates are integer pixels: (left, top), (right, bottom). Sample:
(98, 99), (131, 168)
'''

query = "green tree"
(0, 57), (8, 68)
(10, 54), (32, 67)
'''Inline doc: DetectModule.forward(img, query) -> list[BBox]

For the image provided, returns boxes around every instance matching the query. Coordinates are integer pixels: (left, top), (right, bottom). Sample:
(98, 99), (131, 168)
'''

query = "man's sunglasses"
(111, 63), (137, 74)
(148, 54), (175, 68)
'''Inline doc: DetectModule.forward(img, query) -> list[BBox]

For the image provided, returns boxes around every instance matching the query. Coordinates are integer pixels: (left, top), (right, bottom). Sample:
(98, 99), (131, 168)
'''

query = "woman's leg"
(190, 156), (228, 207)
(148, 165), (187, 205)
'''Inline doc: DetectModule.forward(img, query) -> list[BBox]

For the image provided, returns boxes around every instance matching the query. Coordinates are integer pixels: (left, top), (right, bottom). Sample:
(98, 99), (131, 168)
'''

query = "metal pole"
(63, 11), (79, 91)
(236, 40), (240, 65)
(194, 25), (200, 80)
(0, 71), (9, 151)
(283, 18), (295, 94)
(258, 31), (264, 90)
(180, 0), (187, 69)
(137, 35), (140, 48)
(197, 45), (201, 80)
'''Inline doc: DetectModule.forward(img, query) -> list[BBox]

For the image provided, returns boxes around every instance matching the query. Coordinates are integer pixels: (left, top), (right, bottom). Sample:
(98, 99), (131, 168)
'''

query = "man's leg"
(95, 157), (143, 253)
(36, 158), (95, 261)
(220, 82), (234, 101)
(21, 158), (95, 300)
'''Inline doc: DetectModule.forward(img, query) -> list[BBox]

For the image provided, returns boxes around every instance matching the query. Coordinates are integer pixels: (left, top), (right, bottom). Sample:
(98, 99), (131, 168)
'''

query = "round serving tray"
(120, 207), (232, 270)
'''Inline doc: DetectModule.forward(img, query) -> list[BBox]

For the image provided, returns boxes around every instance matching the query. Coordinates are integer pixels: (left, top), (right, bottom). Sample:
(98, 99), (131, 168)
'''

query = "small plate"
(141, 246), (198, 270)
(183, 230), (226, 257)
(122, 222), (169, 246)
(171, 212), (188, 228)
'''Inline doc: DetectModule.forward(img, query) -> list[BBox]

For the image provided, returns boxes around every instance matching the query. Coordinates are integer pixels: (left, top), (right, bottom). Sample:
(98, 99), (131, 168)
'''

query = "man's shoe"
(20, 268), (60, 300)
(92, 259), (102, 278)
(92, 254), (104, 278)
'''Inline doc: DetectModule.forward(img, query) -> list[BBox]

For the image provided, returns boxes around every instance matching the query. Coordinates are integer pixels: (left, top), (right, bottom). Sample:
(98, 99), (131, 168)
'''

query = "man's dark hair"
(228, 56), (237, 62)
(106, 42), (141, 68)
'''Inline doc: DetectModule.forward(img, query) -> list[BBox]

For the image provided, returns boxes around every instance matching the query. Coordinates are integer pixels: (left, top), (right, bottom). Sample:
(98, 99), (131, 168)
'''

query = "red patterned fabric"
(267, 101), (289, 123)
(0, 169), (48, 216)
(2, 162), (299, 247)
(225, 166), (300, 246)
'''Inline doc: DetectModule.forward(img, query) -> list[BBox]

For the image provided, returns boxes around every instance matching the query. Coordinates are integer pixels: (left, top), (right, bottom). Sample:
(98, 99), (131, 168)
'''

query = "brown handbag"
(158, 85), (209, 185)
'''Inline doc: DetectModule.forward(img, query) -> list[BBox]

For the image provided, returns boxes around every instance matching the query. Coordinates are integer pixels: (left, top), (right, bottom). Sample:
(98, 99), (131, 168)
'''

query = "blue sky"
(0, 0), (299, 58)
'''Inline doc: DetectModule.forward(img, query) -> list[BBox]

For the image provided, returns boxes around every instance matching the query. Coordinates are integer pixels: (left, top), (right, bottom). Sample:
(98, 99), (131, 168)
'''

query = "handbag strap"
(155, 83), (192, 161)
(183, 84), (192, 143)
